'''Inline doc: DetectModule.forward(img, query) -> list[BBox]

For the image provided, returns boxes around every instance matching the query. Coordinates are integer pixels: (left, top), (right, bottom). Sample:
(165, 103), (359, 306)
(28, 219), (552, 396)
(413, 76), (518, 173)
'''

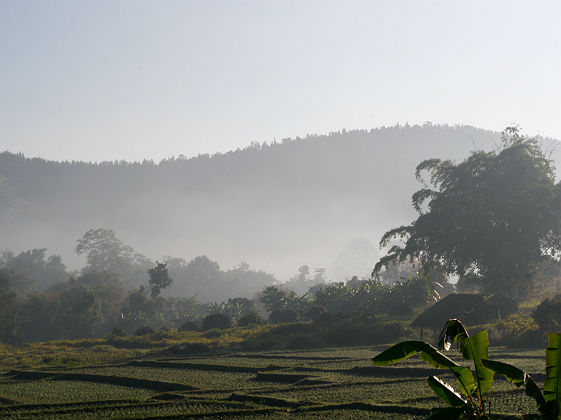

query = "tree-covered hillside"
(1, 124), (550, 282)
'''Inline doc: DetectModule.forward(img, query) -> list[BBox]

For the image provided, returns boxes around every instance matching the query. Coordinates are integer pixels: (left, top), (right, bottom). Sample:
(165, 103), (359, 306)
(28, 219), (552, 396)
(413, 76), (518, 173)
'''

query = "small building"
(411, 293), (498, 343)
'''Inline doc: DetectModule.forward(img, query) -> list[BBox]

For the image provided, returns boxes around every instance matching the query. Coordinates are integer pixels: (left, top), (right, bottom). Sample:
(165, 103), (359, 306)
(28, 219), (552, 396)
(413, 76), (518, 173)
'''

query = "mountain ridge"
(1, 124), (555, 287)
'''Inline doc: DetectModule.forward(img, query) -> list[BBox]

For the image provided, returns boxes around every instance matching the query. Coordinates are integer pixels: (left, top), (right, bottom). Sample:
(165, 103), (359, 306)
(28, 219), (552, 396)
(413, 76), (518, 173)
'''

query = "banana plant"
(372, 318), (493, 419)
(481, 333), (561, 419)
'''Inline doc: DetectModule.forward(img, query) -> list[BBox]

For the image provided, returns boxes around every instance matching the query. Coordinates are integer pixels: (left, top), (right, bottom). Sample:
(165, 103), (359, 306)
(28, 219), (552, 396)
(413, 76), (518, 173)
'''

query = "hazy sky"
(1, 0), (560, 162)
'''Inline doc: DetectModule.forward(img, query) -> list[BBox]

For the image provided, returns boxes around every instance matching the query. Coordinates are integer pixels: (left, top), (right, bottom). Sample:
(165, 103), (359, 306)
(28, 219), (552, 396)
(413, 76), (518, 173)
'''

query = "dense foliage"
(0, 124), (510, 297)
(147, 261), (173, 297)
(2, 127), (561, 346)
(0, 232), (454, 344)
(375, 128), (561, 298)
(202, 313), (233, 330)
(532, 294), (561, 332)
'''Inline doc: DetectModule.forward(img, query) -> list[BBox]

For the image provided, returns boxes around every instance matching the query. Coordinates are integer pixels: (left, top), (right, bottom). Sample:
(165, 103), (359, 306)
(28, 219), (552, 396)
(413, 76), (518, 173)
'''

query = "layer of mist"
(1, 124), (558, 300)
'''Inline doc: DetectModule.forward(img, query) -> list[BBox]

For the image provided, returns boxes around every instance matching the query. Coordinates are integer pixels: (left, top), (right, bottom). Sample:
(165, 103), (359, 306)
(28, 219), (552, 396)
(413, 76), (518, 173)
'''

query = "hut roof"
(411, 293), (497, 330)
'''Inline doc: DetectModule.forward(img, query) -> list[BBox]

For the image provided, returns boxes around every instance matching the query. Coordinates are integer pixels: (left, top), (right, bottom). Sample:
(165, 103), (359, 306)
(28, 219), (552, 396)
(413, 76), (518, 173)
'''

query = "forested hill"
(1, 124), (552, 283)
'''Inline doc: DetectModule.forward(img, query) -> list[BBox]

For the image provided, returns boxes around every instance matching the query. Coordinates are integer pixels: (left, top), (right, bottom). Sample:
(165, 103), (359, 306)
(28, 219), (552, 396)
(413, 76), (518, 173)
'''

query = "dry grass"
(0, 325), (275, 370)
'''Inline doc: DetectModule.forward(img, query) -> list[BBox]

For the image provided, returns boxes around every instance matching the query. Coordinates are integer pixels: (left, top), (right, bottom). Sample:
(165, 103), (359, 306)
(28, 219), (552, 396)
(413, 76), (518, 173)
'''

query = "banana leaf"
(438, 318), (469, 351)
(427, 375), (467, 407)
(544, 333), (561, 418)
(372, 340), (429, 365)
(481, 358), (546, 411)
(372, 340), (475, 396)
(463, 331), (494, 397)
(439, 319), (494, 397)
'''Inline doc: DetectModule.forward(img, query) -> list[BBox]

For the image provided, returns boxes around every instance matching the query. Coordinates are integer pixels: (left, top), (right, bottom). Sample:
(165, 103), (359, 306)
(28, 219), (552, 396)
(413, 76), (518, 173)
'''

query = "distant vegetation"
(2, 125), (561, 360)
(0, 124), (520, 285)
(4, 126), (561, 419)
(0, 226), (447, 345)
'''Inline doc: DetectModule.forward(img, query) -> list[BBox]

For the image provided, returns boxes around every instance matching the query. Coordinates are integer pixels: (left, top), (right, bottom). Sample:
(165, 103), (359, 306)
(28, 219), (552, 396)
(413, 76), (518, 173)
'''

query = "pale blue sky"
(1, 0), (560, 162)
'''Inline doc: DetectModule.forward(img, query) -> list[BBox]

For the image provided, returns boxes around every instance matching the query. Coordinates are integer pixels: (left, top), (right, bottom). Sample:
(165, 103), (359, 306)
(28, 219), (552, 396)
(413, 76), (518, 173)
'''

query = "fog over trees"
(1, 124), (561, 345)
(1, 124), (559, 294)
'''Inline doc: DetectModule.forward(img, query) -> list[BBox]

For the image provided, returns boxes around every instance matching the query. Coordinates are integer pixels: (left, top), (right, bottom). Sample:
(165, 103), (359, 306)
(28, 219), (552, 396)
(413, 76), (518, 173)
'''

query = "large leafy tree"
(75, 228), (152, 288)
(0, 249), (67, 295)
(374, 128), (561, 298)
(148, 261), (173, 297)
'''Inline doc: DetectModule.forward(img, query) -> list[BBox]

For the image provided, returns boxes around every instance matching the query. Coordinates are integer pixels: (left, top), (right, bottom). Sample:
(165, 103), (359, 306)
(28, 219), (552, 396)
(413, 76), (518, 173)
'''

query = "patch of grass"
(1, 317), (410, 371)
(254, 372), (314, 384)
(0, 341), (147, 370)
(5, 369), (200, 392)
(0, 335), (550, 418)
(228, 392), (302, 408)
(0, 379), (154, 403)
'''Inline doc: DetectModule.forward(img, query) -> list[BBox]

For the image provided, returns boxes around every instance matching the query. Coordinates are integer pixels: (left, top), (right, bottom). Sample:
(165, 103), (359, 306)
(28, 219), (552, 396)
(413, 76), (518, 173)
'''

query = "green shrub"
(533, 294), (561, 332)
(238, 312), (265, 327)
(269, 309), (300, 324)
(111, 327), (128, 337)
(306, 305), (328, 321)
(134, 326), (155, 336)
(178, 320), (201, 332)
(202, 313), (233, 330)
(488, 312), (540, 346)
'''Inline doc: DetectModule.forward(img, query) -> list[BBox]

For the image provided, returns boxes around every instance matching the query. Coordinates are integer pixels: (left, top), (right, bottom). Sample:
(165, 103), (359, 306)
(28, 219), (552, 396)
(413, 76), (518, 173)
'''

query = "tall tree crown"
(375, 128), (561, 297)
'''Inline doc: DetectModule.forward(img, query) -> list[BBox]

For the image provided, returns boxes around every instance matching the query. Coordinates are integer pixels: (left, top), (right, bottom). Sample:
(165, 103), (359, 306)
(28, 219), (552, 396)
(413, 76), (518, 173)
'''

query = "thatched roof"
(411, 293), (498, 330)
(486, 292), (518, 317)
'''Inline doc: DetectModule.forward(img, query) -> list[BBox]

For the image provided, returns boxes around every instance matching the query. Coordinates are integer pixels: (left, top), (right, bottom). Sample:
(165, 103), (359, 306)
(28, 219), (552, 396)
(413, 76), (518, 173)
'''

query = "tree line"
(0, 226), (454, 345)
(2, 127), (561, 346)
(0, 124), (510, 284)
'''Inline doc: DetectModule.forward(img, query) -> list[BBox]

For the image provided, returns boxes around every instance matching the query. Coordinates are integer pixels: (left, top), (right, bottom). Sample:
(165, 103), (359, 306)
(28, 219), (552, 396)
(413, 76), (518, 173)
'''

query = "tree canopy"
(148, 261), (173, 297)
(374, 128), (561, 297)
(75, 228), (151, 287)
(0, 249), (67, 295)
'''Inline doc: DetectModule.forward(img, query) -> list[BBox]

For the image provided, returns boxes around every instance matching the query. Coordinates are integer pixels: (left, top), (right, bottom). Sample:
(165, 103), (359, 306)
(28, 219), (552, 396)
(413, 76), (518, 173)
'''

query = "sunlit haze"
(2, 0), (560, 162)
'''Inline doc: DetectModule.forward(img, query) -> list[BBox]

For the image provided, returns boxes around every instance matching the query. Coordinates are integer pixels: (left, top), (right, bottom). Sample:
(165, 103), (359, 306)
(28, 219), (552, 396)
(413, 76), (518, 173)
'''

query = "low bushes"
(533, 294), (561, 332)
(305, 305), (328, 321)
(238, 312), (265, 327)
(202, 313), (233, 330)
(178, 320), (201, 332)
(255, 314), (407, 349)
(111, 327), (128, 337)
(134, 326), (155, 336)
(269, 309), (300, 324)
